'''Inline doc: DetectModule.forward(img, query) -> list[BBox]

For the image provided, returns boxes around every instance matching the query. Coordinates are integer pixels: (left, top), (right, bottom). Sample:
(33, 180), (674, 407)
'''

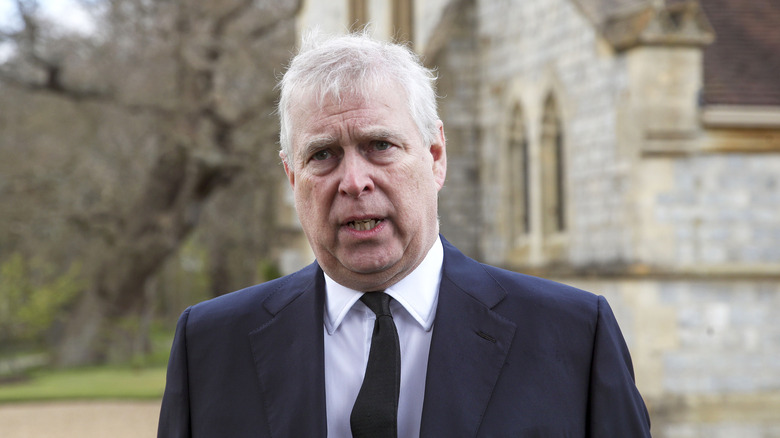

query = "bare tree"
(0, 0), (301, 366)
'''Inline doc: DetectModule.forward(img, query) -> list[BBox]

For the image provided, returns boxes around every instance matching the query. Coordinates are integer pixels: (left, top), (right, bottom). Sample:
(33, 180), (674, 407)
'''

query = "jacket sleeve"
(587, 296), (652, 437)
(158, 308), (193, 438)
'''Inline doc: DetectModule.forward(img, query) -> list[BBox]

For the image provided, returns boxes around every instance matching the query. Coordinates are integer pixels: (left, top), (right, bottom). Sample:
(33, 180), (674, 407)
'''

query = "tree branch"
(0, 68), (105, 100)
(0, 66), (176, 116)
(248, 0), (303, 40)
(213, 0), (256, 37)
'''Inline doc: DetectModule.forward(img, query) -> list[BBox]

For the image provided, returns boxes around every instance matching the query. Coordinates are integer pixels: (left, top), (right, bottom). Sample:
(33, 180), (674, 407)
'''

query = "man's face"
(282, 83), (446, 291)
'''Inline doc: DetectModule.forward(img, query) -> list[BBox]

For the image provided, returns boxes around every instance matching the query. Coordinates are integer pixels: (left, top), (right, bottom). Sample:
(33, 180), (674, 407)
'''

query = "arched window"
(349, 0), (368, 31)
(507, 103), (530, 242)
(541, 95), (566, 235)
(392, 0), (414, 45)
(349, 1), (413, 45)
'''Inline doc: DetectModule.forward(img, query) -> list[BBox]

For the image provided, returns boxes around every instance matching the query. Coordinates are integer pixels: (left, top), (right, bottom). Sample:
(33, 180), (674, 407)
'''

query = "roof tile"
(699, 0), (780, 106)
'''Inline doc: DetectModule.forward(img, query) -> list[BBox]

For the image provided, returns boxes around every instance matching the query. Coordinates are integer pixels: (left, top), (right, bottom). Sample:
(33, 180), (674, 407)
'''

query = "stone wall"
(475, 0), (634, 267)
(645, 154), (780, 268)
(431, 1), (483, 258)
(443, 0), (780, 435)
(564, 276), (780, 438)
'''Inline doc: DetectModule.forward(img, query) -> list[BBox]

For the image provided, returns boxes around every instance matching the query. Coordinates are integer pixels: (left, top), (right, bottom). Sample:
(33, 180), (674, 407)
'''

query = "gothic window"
(541, 94), (566, 235)
(507, 103), (530, 242)
(392, 0), (414, 45)
(349, 0), (368, 31)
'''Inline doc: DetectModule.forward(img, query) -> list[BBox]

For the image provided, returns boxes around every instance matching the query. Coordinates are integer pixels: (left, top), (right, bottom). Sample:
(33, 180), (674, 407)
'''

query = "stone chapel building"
(290, 1), (780, 436)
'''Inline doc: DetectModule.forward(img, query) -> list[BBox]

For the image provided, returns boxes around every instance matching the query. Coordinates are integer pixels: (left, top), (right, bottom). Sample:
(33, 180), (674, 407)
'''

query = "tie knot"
(360, 292), (392, 317)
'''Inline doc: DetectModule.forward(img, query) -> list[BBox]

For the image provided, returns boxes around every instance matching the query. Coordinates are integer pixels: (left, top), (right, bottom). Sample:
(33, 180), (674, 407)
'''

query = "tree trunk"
(55, 290), (110, 366)
(54, 140), (232, 366)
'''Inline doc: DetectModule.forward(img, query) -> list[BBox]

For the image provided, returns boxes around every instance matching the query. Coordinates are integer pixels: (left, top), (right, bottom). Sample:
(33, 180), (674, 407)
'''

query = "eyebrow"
(358, 127), (408, 145)
(298, 126), (410, 158)
(300, 136), (338, 158)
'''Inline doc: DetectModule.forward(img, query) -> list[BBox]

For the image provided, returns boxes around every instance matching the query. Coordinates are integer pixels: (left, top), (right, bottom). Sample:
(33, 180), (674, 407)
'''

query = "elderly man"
(158, 32), (651, 437)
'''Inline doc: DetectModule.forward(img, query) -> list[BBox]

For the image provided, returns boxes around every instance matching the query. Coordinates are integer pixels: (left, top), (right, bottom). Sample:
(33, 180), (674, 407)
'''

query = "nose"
(338, 150), (374, 198)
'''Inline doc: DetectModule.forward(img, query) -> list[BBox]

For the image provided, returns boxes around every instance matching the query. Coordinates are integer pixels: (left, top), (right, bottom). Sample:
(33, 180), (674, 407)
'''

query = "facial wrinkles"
(287, 85), (443, 291)
(334, 111), (396, 151)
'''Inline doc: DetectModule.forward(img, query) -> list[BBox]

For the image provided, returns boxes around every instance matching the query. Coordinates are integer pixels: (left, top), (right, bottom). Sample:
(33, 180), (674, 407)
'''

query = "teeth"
(349, 219), (380, 231)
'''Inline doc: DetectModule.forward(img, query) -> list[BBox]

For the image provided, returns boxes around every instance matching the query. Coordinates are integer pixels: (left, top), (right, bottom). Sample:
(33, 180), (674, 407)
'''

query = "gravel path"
(0, 400), (161, 438)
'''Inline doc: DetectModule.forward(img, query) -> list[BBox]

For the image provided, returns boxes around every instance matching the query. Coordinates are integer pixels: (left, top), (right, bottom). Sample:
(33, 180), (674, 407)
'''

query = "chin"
(345, 259), (396, 276)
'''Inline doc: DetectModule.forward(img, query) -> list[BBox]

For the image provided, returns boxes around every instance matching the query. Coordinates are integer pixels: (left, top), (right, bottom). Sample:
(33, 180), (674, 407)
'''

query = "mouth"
(347, 218), (383, 231)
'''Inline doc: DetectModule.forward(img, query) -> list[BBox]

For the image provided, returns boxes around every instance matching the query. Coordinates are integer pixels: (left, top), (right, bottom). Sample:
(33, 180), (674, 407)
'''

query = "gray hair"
(277, 31), (440, 162)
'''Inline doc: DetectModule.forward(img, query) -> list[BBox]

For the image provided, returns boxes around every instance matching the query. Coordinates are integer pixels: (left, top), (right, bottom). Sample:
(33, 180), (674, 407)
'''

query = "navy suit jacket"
(158, 238), (651, 437)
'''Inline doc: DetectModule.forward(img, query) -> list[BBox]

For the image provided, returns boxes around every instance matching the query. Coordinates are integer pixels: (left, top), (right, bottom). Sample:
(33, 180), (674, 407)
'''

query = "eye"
(311, 149), (333, 161)
(372, 140), (392, 151)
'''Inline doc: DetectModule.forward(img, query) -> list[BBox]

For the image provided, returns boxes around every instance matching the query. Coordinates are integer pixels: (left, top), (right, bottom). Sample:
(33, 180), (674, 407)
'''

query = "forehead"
(289, 82), (415, 144)
(295, 78), (407, 117)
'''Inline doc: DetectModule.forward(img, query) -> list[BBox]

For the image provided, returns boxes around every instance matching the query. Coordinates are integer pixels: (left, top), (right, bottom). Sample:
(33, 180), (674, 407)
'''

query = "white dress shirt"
(323, 237), (443, 438)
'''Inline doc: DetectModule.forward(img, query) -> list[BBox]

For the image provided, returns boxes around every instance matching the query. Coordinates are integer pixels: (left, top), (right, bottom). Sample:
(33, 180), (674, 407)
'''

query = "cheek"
(400, 163), (436, 197)
(293, 183), (314, 217)
(394, 176), (437, 220)
(295, 178), (332, 224)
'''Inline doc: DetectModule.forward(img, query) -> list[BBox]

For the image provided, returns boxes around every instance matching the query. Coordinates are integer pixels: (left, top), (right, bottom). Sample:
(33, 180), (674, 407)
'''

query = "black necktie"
(350, 292), (400, 438)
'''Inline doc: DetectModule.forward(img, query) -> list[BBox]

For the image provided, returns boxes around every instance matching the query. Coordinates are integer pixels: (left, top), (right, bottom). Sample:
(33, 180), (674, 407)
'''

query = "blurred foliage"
(0, 365), (167, 403)
(258, 258), (283, 283)
(0, 253), (83, 347)
(154, 235), (212, 320)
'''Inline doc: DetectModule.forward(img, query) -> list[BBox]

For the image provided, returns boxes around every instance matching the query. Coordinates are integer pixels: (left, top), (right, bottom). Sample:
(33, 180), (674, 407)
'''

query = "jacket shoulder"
(441, 237), (598, 316)
(481, 263), (600, 320)
(185, 261), (320, 329)
(483, 263), (596, 302)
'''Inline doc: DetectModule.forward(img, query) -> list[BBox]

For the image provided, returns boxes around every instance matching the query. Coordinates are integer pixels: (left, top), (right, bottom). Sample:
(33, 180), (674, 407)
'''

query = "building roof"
(430, 0), (779, 107)
(576, 0), (780, 107)
(698, 0), (780, 106)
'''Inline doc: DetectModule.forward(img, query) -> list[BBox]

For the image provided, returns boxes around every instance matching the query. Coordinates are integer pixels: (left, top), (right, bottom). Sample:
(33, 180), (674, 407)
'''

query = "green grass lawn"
(0, 326), (173, 404)
(0, 365), (167, 404)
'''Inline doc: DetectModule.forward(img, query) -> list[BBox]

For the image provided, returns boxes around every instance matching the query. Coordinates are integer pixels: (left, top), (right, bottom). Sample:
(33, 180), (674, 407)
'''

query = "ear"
(281, 151), (295, 189)
(430, 121), (447, 191)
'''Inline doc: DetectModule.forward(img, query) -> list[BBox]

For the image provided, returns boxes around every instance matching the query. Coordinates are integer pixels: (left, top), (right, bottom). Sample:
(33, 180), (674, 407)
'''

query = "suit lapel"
(245, 241), (516, 436)
(420, 240), (517, 437)
(248, 263), (327, 437)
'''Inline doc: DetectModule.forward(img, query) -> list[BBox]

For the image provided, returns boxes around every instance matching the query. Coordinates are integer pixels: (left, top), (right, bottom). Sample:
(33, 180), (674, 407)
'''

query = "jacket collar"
(247, 238), (516, 437)
(248, 262), (328, 437)
(420, 237), (517, 437)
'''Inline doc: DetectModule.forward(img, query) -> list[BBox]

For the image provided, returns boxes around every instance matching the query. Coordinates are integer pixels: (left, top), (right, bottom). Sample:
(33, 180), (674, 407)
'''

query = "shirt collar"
(323, 236), (443, 335)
